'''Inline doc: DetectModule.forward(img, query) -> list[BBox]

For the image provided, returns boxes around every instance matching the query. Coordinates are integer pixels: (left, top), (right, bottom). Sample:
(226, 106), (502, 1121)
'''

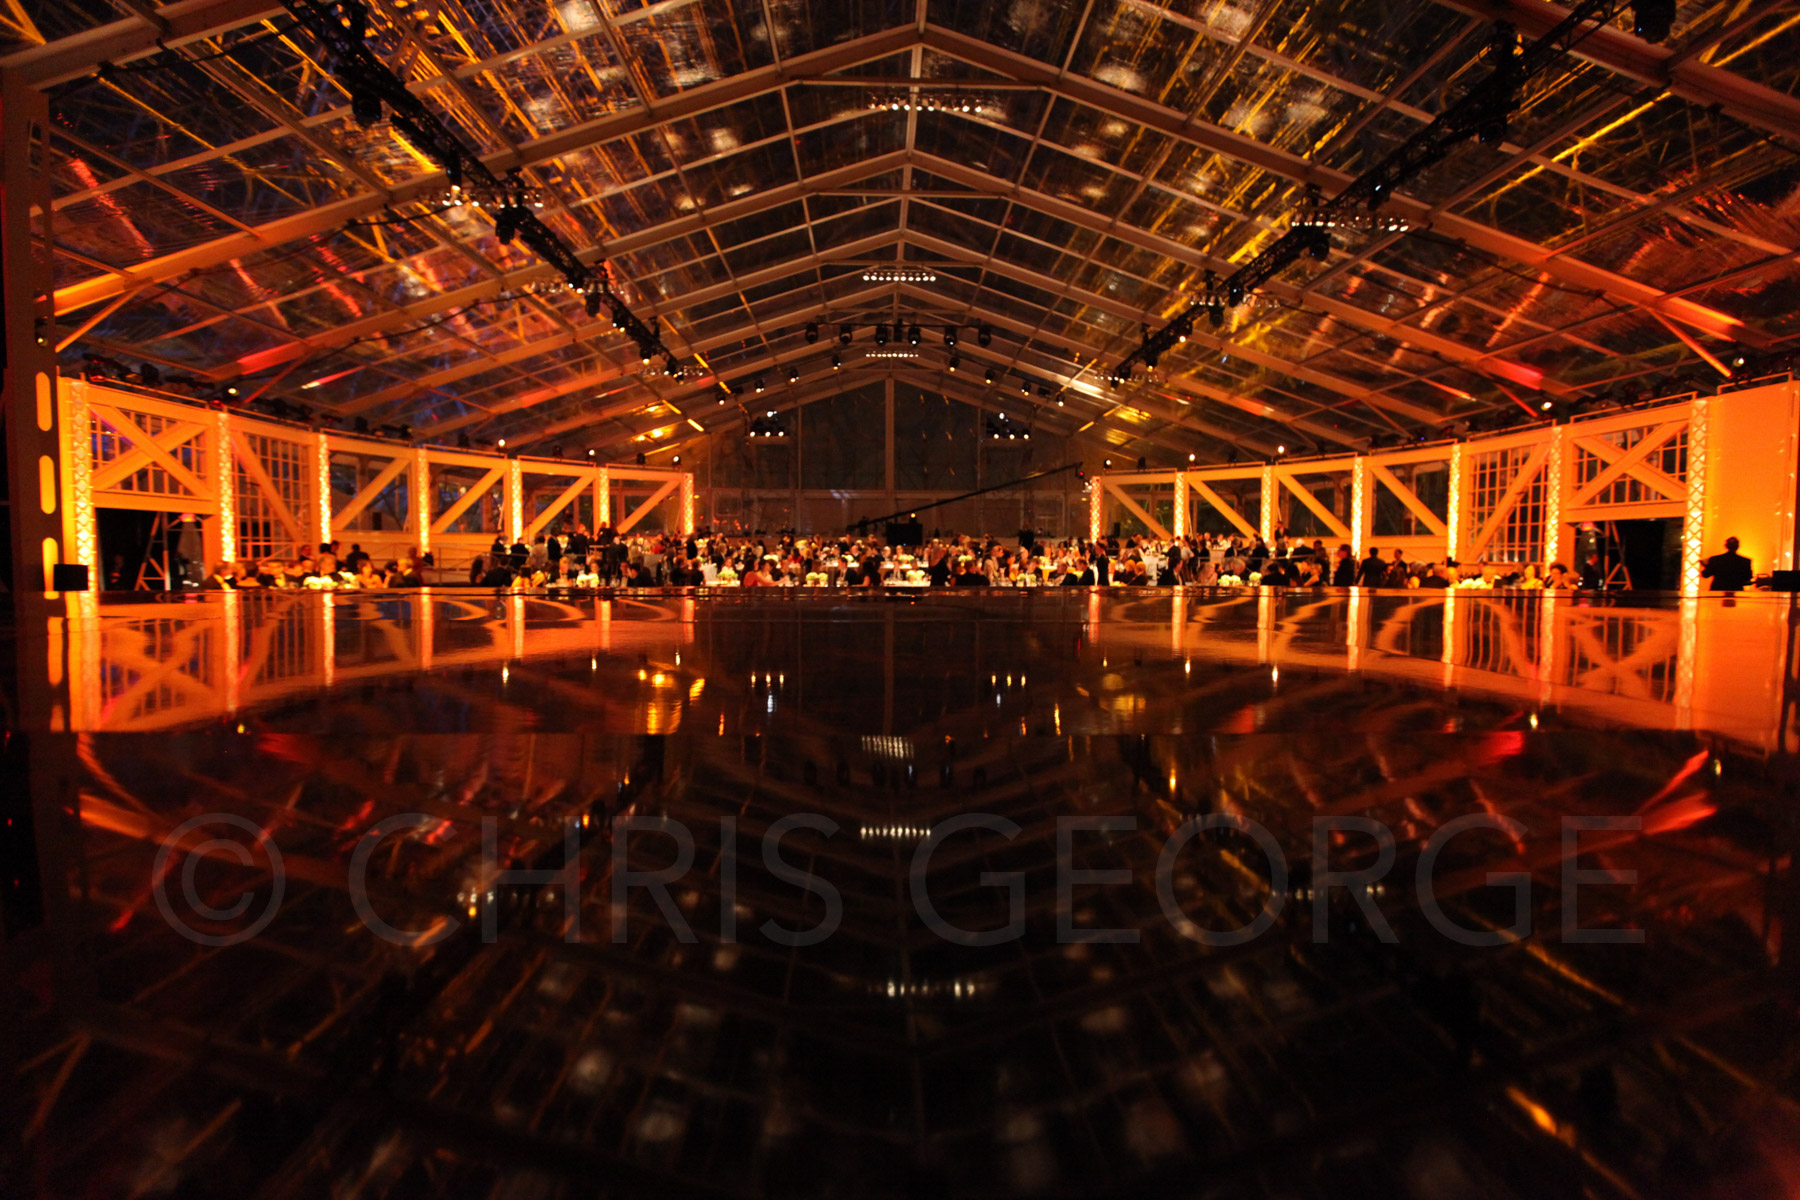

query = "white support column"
(61, 380), (95, 574)
(315, 430), (332, 547)
(596, 465), (610, 530)
(508, 458), (524, 542)
(1350, 457), (1370, 559)
(412, 446), (431, 556)
(206, 408), (236, 568)
(680, 472), (695, 536)
(1172, 471), (1188, 538)
(1259, 464), (1276, 542)
(1542, 424), (1567, 569)
(1681, 398), (1709, 596)
(1088, 479), (1103, 543)
(1445, 443), (1466, 563)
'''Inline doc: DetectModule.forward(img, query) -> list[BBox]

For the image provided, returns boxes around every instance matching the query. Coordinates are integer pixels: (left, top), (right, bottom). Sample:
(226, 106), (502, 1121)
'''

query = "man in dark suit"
(1702, 537), (1754, 592)
(1356, 546), (1387, 587)
(1332, 544), (1356, 586)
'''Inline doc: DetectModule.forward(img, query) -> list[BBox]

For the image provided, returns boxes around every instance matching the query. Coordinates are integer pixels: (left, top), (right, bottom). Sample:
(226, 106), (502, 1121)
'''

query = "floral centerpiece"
(1217, 573), (1242, 586)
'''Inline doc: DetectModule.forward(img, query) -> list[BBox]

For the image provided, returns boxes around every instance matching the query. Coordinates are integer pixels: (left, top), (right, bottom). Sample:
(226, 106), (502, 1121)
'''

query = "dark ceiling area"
(9, 0), (1800, 463)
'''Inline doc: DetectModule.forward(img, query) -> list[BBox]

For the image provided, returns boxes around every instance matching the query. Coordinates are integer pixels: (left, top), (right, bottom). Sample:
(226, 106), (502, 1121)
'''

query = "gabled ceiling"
(12, 0), (1800, 464)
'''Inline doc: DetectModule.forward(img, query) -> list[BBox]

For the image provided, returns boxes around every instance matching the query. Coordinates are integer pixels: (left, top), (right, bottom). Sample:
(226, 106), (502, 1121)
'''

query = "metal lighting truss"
(279, 0), (674, 371)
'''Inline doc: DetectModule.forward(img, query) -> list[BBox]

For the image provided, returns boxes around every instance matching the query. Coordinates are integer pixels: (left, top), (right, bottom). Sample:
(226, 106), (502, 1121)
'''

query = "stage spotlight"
(1276, 444), (1287, 455)
(672, 454), (681, 465)
(944, 325), (957, 347)
(908, 324), (921, 346)
(1019, 378), (1029, 394)
(1306, 229), (1329, 260)
(978, 325), (992, 347)
(1103, 458), (1112, 469)
(985, 368), (996, 385)
(832, 354), (842, 370)
(839, 324), (853, 345)
(947, 355), (959, 372)
(1188, 452), (1196, 462)
(1227, 278), (1245, 306)
(789, 366), (799, 384)
(1208, 303), (1224, 328)
(586, 291), (602, 318)
(755, 378), (766, 393)
(875, 324), (890, 346)
(495, 209), (519, 244)
(1145, 350), (1159, 369)
(805, 323), (819, 343)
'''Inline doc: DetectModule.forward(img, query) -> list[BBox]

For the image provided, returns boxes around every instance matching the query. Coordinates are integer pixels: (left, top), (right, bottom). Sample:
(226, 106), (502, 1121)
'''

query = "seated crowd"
(200, 527), (1611, 593)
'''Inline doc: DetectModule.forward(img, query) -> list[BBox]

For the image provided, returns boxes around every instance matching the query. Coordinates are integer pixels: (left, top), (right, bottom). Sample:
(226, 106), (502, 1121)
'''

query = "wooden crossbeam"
(615, 479), (680, 534)
(1102, 479), (1171, 539)
(1569, 421), (1685, 507)
(1189, 479), (1258, 537)
(1276, 471), (1351, 539)
(90, 405), (213, 500)
(91, 417), (208, 491)
(429, 465), (505, 534)
(1368, 462), (1447, 537)
(332, 455), (410, 529)
(1465, 442), (1550, 561)
(526, 474), (594, 540)
(228, 430), (305, 546)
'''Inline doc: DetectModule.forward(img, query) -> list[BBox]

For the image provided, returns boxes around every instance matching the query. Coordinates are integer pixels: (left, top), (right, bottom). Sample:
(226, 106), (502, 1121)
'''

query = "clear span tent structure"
(5, 0), (1800, 488)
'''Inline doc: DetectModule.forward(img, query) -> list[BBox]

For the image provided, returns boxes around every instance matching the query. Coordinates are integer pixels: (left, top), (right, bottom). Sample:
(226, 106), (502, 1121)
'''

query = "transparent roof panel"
(20, 0), (1798, 456)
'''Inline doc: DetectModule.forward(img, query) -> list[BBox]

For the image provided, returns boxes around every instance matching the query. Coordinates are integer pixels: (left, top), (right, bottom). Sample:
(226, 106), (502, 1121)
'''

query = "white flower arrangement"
(1217, 573), (1242, 586)
(575, 571), (599, 587)
(1406, 576), (1421, 589)
(716, 567), (739, 585)
(1247, 571), (1262, 585)
(1454, 576), (1491, 589)
(303, 575), (334, 590)
(804, 571), (828, 586)
(904, 568), (926, 583)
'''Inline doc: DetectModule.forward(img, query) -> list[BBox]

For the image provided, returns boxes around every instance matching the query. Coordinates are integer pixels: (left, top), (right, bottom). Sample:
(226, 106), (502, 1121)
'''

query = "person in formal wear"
(1356, 547), (1387, 587)
(1332, 544), (1356, 586)
(1579, 552), (1603, 590)
(1701, 536), (1753, 591)
(1063, 558), (1096, 586)
(1383, 547), (1410, 588)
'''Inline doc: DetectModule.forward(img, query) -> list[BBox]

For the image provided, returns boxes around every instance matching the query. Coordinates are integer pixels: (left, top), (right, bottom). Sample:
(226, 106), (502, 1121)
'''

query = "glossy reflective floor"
(7, 591), (1800, 1199)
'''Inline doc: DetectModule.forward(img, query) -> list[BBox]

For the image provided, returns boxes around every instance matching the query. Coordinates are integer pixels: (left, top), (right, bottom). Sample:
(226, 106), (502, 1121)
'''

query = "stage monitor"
(886, 521), (923, 547)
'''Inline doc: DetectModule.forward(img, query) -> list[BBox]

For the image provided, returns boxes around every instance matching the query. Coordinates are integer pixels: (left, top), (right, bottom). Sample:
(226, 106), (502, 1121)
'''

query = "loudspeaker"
(51, 564), (89, 591)
(1770, 570), (1799, 592)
